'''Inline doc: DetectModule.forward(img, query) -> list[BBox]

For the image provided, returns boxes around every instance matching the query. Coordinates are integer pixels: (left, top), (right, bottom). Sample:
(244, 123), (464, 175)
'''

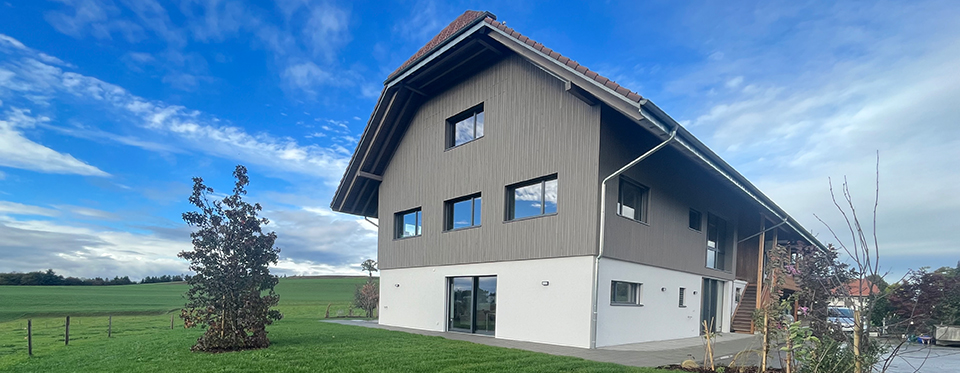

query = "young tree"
(361, 259), (378, 278)
(354, 280), (379, 318)
(178, 165), (283, 352)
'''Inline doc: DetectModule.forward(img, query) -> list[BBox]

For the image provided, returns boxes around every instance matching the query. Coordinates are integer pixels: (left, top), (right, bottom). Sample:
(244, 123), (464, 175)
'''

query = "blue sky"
(1, 0), (958, 280)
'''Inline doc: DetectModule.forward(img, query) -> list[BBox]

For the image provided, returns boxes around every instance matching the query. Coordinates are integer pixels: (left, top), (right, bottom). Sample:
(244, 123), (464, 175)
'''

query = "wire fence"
(0, 302), (377, 357)
(0, 313), (184, 357)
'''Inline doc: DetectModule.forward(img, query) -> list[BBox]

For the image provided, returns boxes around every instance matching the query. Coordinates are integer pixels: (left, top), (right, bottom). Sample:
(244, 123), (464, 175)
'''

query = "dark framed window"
(445, 194), (482, 230)
(395, 208), (422, 239)
(446, 104), (484, 148)
(618, 177), (648, 222)
(506, 174), (558, 221)
(689, 209), (702, 231)
(611, 281), (641, 305)
(679, 287), (686, 307)
(706, 213), (727, 270)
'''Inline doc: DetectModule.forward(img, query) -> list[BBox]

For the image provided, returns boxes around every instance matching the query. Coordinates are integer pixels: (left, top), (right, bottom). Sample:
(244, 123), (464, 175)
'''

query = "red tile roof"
(832, 279), (881, 297)
(388, 10), (645, 103)
(389, 10), (490, 78)
(846, 279), (881, 297)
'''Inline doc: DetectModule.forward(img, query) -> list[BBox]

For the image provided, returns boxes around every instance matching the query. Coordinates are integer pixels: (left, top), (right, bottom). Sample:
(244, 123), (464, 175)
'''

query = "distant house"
(829, 279), (881, 309)
(331, 10), (823, 348)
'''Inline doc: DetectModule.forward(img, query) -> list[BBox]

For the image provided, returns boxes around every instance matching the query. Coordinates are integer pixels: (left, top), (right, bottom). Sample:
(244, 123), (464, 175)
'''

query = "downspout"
(590, 128), (677, 349)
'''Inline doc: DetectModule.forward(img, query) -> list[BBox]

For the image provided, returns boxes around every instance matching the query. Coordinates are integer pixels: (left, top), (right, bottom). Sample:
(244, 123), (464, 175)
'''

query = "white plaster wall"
(379, 256), (595, 348)
(596, 258), (734, 347)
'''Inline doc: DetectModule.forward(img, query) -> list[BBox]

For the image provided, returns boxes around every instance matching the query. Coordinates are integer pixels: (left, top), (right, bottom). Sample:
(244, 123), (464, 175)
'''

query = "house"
(330, 10), (824, 349)
(829, 279), (881, 309)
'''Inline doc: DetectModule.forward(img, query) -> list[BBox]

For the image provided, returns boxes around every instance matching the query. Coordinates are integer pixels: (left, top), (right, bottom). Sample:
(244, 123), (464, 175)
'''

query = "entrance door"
(701, 278), (723, 333)
(448, 276), (497, 334)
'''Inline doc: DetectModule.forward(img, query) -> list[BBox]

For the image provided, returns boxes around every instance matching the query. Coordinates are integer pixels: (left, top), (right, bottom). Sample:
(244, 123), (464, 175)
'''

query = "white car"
(828, 307), (856, 332)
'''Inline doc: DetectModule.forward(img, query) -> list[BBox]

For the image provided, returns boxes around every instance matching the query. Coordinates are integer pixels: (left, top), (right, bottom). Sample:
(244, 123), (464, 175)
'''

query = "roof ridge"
(481, 17), (644, 103)
(387, 10), (494, 81)
(387, 10), (644, 103)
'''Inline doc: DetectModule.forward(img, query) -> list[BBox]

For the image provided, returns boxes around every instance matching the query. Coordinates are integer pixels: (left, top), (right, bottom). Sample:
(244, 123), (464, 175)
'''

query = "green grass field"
(0, 277), (668, 372)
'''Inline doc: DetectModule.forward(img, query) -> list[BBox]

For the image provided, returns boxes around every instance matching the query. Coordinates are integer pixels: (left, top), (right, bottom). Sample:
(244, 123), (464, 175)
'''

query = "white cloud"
(0, 201), (59, 217)
(725, 76), (743, 89)
(657, 1), (960, 277)
(300, 2), (351, 61)
(282, 61), (331, 93)
(0, 215), (191, 279)
(393, 0), (447, 44)
(0, 34), (349, 180)
(0, 108), (110, 176)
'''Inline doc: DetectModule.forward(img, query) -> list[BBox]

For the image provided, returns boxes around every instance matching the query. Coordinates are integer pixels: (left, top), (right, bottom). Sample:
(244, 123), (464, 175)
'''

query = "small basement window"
(679, 287), (686, 307)
(395, 208), (422, 239)
(446, 104), (484, 148)
(611, 281), (641, 305)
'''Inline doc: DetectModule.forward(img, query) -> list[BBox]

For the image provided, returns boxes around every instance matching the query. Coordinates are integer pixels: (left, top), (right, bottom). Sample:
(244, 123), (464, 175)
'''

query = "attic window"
(446, 104), (484, 148)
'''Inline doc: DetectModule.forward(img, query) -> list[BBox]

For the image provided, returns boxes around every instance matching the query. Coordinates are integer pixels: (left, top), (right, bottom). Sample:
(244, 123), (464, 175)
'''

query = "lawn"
(0, 278), (669, 372)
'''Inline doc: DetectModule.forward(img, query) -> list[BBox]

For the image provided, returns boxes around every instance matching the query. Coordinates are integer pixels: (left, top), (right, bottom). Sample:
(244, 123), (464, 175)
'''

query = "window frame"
(505, 174), (558, 221)
(446, 103), (485, 149)
(610, 280), (642, 306)
(689, 209), (702, 231)
(394, 208), (423, 239)
(705, 213), (727, 270)
(617, 176), (649, 223)
(444, 193), (482, 231)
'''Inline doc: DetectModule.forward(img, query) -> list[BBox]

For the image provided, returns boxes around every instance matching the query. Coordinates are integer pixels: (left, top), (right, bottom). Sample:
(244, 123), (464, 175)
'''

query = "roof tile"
(390, 11), (645, 103)
(389, 10), (489, 79)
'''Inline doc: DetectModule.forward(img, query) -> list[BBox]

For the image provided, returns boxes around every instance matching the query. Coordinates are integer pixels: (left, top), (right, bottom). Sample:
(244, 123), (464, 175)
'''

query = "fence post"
(65, 316), (70, 346)
(27, 319), (32, 356)
(171, 315), (174, 329)
(108, 316), (112, 338)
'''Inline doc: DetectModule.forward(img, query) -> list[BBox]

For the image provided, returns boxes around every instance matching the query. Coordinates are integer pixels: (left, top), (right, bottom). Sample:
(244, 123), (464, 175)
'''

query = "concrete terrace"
(324, 319), (781, 369)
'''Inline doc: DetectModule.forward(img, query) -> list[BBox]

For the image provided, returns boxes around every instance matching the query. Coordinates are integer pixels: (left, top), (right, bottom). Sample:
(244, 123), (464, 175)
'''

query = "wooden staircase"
(731, 283), (757, 333)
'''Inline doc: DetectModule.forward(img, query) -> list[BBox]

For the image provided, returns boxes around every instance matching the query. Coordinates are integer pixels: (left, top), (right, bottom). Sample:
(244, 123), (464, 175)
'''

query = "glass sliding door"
(448, 276), (497, 335)
(475, 276), (497, 335)
(449, 277), (473, 332)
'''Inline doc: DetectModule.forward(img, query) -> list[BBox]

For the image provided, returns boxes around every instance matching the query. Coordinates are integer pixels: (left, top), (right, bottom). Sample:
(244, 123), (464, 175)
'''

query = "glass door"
(448, 276), (497, 334)
(449, 277), (473, 332)
(701, 278), (723, 333)
(475, 276), (497, 335)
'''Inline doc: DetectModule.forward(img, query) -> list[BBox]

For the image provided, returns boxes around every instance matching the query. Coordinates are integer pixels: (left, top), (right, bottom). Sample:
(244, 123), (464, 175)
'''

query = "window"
(706, 213), (727, 270)
(617, 177), (648, 222)
(689, 209), (702, 231)
(395, 208), (422, 239)
(506, 175), (558, 220)
(445, 194), (482, 230)
(611, 281), (641, 305)
(679, 287), (686, 307)
(446, 104), (484, 148)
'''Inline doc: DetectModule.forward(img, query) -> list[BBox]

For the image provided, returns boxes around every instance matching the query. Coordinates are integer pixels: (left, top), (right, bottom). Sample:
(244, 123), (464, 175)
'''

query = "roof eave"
(384, 11), (496, 84)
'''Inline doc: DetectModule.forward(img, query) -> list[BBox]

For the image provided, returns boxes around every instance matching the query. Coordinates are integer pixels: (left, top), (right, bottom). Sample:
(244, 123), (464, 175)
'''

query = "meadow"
(0, 277), (668, 372)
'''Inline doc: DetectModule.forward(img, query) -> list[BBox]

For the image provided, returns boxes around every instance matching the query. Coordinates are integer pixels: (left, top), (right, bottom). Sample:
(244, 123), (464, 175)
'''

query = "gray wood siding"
(378, 54), (602, 269)
(599, 107), (746, 280)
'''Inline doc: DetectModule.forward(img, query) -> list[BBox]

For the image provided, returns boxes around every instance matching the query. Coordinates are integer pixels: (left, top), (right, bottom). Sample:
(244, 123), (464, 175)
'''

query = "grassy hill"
(0, 277), (664, 372)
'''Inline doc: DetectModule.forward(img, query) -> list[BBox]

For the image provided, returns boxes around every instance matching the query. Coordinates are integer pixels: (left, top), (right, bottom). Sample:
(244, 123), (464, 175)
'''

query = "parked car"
(828, 306), (856, 332)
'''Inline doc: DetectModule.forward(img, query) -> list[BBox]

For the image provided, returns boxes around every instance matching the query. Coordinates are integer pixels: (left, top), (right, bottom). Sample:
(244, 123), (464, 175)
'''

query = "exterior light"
(395, 283), (400, 287)
(541, 281), (550, 286)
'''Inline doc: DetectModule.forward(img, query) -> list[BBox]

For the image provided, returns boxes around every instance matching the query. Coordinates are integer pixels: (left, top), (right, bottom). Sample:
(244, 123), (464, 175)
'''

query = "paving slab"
(323, 319), (782, 369)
